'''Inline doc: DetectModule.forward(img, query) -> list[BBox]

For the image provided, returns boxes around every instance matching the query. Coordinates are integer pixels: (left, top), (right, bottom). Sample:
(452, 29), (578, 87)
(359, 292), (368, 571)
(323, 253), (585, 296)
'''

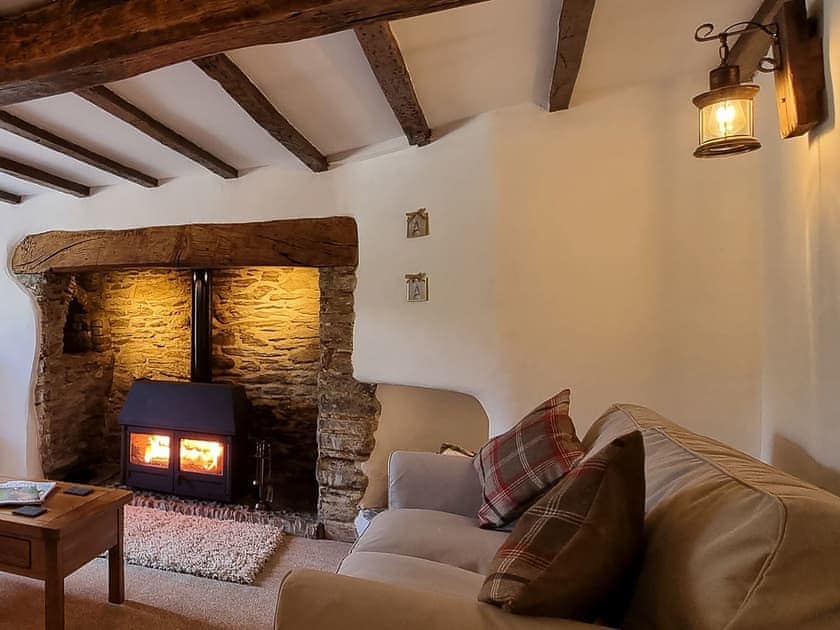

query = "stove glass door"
(129, 432), (171, 469)
(179, 438), (225, 476)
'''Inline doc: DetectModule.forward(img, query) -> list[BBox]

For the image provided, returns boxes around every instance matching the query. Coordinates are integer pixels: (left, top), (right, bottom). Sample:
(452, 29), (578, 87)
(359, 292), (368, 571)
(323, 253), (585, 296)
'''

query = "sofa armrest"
(276, 569), (610, 630)
(388, 450), (482, 518)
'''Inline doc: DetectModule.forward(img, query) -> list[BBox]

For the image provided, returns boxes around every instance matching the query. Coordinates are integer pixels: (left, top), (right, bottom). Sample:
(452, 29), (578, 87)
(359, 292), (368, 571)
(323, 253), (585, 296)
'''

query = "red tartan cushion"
(478, 432), (645, 619)
(473, 390), (584, 528)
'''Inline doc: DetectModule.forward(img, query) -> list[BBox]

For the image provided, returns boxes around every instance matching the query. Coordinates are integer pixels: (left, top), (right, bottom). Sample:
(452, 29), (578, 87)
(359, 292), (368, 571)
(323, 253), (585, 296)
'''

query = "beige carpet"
(0, 537), (350, 630)
(124, 506), (284, 584)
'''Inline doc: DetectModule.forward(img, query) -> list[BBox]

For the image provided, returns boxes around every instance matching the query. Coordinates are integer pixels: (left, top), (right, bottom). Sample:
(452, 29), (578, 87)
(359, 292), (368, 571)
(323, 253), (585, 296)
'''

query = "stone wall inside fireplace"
(21, 266), (325, 508)
(212, 268), (321, 494)
(19, 259), (376, 542)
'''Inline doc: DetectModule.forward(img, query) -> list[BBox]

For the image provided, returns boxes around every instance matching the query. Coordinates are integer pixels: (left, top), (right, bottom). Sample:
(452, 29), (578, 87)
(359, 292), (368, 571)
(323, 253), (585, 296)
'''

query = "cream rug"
(124, 505), (284, 584)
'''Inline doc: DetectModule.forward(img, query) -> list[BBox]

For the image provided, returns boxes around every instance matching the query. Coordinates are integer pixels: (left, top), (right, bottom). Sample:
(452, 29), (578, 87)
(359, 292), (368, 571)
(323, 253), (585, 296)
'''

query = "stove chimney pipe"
(191, 269), (212, 383)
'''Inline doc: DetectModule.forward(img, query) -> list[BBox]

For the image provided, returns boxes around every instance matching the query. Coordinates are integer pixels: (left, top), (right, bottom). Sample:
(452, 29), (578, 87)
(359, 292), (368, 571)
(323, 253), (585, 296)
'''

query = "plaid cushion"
(473, 390), (584, 527)
(479, 431), (645, 620)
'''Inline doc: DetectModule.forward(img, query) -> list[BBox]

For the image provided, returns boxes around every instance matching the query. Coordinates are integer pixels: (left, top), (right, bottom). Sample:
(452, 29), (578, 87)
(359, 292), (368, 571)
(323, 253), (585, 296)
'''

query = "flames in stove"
(180, 439), (224, 475)
(129, 432), (224, 476)
(130, 433), (170, 469)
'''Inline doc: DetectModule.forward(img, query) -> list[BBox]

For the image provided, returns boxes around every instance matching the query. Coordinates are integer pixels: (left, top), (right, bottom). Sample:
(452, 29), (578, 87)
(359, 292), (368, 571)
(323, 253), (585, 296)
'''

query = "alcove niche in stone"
(11, 218), (379, 541)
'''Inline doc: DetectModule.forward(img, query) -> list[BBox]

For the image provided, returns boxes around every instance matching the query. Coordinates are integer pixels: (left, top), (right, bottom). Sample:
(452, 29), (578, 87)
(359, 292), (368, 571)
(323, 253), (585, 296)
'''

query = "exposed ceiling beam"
(193, 54), (328, 173)
(354, 22), (431, 146)
(0, 189), (22, 205)
(0, 0), (491, 106)
(548, 0), (597, 112)
(76, 86), (239, 179)
(0, 156), (90, 197)
(729, 0), (786, 80)
(0, 110), (159, 187)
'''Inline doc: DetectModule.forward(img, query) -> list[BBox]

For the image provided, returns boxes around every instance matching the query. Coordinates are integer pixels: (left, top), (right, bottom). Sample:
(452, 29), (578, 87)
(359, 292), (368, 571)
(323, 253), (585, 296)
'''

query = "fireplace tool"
(253, 440), (273, 511)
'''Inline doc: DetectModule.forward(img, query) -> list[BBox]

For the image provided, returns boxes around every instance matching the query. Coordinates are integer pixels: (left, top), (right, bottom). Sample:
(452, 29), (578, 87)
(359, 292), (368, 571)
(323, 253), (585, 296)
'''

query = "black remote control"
(12, 505), (47, 517)
(64, 486), (94, 496)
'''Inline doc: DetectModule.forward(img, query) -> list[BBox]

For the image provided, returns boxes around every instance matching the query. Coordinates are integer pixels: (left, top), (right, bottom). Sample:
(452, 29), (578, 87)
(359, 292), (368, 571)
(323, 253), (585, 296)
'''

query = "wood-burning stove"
(119, 380), (247, 501)
(118, 269), (249, 502)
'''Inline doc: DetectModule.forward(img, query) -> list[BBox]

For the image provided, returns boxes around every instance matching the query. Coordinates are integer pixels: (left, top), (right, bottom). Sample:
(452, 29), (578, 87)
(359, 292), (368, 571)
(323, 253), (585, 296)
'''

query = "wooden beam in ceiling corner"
(354, 22), (431, 146)
(76, 86), (239, 179)
(0, 0), (492, 106)
(729, 0), (787, 80)
(0, 189), (22, 205)
(0, 111), (159, 187)
(548, 0), (597, 112)
(194, 54), (328, 172)
(0, 157), (90, 197)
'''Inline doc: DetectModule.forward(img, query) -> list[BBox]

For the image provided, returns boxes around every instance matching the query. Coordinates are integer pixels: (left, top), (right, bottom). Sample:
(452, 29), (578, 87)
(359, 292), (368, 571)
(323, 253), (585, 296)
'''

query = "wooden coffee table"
(0, 477), (132, 630)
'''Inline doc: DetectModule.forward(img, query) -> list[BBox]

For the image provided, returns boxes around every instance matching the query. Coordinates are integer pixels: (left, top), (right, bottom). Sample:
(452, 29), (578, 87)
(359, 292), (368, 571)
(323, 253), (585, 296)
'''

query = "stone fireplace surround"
(11, 218), (380, 542)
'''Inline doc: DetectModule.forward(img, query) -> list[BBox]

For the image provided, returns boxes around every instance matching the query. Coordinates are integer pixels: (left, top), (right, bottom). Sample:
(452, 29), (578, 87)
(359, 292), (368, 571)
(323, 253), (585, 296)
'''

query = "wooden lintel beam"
(194, 54), (328, 172)
(0, 0), (490, 106)
(0, 110), (159, 187)
(12, 217), (359, 273)
(354, 22), (431, 146)
(0, 157), (90, 197)
(0, 189), (22, 204)
(548, 0), (597, 112)
(729, 0), (786, 80)
(76, 86), (239, 179)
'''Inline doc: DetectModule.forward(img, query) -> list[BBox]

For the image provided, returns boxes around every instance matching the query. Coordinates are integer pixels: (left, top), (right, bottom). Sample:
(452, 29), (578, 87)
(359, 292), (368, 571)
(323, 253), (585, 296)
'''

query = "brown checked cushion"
(473, 390), (584, 528)
(479, 431), (645, 620)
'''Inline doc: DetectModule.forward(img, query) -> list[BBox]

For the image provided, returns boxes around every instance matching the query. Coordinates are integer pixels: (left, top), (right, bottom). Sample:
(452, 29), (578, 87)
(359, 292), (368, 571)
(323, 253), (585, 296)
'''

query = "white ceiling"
(0, 0), (759, 200)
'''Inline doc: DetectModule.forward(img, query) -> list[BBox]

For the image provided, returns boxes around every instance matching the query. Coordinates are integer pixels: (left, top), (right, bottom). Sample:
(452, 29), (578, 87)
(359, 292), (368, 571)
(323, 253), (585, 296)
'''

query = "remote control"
(64, 486), (94, 496)
(12, 505), (47, 518)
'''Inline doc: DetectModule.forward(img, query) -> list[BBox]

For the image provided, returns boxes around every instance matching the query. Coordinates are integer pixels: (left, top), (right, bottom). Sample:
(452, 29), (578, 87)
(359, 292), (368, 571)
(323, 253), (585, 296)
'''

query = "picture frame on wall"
(406, 209), (430, 238)
(405, 273), (429, 302)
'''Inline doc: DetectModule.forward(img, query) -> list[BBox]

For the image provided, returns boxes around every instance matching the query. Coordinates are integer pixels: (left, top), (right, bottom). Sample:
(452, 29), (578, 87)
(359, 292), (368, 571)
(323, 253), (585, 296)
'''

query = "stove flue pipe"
(191, 269), (212, 383)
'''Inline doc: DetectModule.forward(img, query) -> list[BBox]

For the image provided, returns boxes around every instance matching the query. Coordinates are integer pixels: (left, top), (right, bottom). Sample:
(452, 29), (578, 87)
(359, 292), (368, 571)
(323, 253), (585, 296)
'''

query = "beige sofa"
(275, 404), (840, 629)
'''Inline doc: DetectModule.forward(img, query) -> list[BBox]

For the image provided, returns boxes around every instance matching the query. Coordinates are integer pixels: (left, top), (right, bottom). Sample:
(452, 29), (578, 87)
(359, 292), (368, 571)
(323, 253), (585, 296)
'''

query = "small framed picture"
(405, 273), (429, 302)
(406, 209), (429, 239)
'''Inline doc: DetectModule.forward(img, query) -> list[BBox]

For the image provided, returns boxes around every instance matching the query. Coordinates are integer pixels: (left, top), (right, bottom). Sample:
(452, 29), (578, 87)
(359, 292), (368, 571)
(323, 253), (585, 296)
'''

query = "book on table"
(0, 481), (57, 506)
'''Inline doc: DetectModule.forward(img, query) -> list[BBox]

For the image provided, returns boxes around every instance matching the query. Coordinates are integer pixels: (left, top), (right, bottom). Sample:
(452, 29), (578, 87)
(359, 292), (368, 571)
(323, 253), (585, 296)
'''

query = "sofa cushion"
(277, 568), (617, 630)
(584, 404), (840, 630)
(339, 551), (485, 600)
(474, 390), (584, 527)
(388, 451), (483, 518)
(354, 508), (508, 575)
(480, 432), (645, 620)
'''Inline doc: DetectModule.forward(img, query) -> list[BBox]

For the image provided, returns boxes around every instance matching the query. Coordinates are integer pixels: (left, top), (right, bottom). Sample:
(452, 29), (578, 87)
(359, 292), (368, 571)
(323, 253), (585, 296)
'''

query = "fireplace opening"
(16, 218), (381, 541)
(30, 267), (325, 511)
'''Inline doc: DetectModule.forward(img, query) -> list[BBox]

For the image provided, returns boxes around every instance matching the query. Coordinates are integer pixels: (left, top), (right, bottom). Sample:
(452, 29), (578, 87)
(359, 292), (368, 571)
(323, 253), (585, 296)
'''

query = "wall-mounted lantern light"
(692, 22), (779, 158)
(693, 0), (826, 159)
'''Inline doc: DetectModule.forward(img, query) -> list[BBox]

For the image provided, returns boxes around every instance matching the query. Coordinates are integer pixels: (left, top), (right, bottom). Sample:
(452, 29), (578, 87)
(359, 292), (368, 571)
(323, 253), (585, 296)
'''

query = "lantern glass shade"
(693, 85), (761, 158)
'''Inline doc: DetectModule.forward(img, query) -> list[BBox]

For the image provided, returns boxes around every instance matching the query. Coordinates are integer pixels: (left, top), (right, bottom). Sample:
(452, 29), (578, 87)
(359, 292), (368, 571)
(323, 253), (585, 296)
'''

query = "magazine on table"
(0, 481), (57, 506)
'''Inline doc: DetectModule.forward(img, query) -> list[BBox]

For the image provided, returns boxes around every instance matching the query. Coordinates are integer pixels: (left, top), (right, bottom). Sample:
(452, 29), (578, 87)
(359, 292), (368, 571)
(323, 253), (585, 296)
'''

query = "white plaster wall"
(0, 75), (766, 477)
(758, 0), (840, 494)
(487, 76), (763, 452)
